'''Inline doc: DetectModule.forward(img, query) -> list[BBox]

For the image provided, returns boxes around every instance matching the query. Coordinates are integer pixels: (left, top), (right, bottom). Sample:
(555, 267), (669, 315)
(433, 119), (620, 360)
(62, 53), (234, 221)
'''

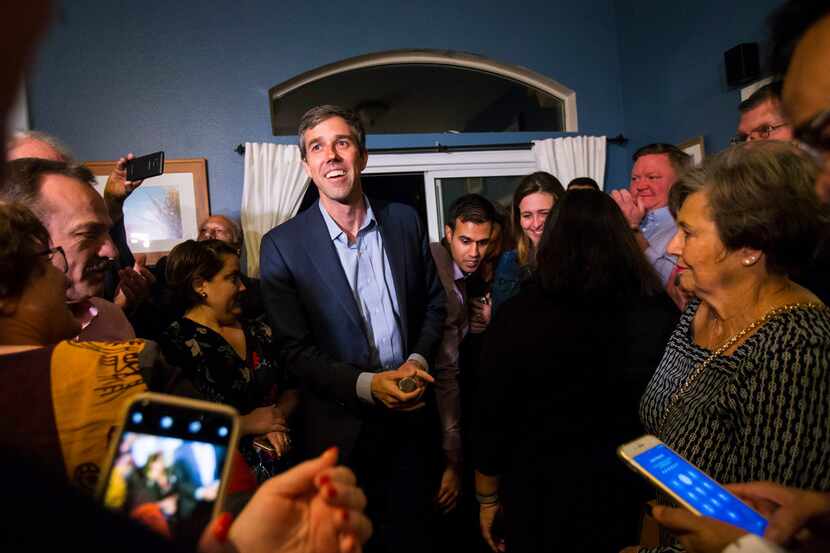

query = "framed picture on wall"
(85, 158), (210, 265)
(678, 136), (705, 166)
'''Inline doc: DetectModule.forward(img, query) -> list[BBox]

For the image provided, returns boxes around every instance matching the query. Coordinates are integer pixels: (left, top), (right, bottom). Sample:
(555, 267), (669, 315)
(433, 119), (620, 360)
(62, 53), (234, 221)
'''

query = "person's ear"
(444, 225), (453, 243)
(738, 247), (763, 267)
(192, 278), (208, 300)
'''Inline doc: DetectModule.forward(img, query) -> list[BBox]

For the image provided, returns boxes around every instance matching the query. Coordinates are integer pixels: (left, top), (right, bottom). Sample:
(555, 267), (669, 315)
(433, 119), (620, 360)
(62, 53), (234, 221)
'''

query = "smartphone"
(97, 393), (239, 545)
(126, 151), (164, 181)
(618, 435), (767, 536)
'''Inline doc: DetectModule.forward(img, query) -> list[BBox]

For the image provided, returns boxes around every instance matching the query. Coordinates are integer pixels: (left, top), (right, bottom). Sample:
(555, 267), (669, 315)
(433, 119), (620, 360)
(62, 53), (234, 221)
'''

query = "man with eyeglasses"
(733, 82), (794, 146)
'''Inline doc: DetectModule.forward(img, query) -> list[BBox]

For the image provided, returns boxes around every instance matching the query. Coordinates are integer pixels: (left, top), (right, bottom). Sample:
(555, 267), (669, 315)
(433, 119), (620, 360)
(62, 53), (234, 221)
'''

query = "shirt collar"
(318, 196), (376, 242)
(452, 262), (466, 282)
(643, 205), (672, 226)
(648, 205), (672, 221)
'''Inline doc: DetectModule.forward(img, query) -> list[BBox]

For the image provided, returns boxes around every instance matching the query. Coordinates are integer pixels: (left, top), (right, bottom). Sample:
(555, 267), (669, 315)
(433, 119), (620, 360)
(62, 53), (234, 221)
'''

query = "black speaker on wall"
(724, 43), (761, 88)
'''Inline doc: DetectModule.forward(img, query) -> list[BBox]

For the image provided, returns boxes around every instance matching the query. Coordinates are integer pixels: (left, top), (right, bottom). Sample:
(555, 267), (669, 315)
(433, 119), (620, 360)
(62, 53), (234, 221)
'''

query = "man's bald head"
(6, 131), (71, 162)
(198, 215), (242, 250)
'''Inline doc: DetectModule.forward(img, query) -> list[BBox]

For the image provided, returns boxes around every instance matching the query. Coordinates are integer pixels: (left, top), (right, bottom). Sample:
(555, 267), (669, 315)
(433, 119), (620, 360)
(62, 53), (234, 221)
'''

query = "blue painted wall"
(28, 0), (628, 219)
(615, 0), (784, 170)
(27, 0), (784, 217)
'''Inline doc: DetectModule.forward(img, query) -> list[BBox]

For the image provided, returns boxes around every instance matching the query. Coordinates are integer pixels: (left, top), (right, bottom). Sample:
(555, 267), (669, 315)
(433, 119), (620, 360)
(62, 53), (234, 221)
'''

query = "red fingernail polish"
(319, 474), (331, 487)
(212, 512), (233, 543)
(327, 485), (337, 499)
(340, 509), (350, 523)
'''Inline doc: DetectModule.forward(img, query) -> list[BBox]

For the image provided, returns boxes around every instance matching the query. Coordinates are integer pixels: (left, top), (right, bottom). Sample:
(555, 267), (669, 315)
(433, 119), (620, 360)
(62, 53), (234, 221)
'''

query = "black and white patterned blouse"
(639, 298), (830, 551)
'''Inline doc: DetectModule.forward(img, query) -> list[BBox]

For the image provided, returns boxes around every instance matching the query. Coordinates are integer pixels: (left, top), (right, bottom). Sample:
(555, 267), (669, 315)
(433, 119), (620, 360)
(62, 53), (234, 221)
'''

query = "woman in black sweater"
(473, 189), (678, 553)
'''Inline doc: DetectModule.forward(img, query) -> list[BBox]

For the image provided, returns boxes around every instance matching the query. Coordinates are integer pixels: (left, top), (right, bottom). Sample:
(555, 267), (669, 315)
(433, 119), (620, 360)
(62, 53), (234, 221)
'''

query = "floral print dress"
(159, 317), (288, 481)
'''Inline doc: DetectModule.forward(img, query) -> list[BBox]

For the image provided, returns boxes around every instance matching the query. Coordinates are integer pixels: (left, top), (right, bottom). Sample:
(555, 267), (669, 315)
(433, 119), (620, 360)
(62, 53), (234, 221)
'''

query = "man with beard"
(0, 158), (134, 340)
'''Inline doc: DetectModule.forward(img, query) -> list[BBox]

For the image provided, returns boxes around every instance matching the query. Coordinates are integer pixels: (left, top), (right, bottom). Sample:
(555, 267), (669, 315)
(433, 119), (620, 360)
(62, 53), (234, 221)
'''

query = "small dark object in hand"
(397, 376), (419, 393)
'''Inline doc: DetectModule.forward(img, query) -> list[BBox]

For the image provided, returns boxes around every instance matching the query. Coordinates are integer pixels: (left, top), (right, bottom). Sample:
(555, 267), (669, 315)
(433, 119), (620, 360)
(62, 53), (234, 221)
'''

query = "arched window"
(269, 49), (577, 135)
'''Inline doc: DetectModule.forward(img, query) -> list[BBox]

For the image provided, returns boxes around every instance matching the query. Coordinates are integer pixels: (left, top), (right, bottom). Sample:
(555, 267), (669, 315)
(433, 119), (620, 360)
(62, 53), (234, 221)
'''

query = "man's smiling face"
(301, 115), (368, 206)
(629, 153), (678, 212)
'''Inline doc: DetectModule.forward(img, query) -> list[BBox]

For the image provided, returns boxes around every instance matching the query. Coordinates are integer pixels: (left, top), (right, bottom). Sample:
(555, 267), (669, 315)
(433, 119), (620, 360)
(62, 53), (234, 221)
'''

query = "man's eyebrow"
(70, 222), (108, 234)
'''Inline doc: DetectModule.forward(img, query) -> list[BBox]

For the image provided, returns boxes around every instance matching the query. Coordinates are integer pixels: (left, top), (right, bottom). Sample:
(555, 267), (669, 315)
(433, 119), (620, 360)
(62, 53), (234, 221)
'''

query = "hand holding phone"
(618, 435), (767, 536)
(126, 151), (164, 181)
(97, 393), (239, 545)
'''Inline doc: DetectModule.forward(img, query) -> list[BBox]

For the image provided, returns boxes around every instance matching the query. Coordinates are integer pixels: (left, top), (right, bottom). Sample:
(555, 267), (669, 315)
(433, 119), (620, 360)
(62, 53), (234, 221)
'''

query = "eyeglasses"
(730, 123), (791, 145)
(793, 109), (830, 157)
(35, 246), (69, 273)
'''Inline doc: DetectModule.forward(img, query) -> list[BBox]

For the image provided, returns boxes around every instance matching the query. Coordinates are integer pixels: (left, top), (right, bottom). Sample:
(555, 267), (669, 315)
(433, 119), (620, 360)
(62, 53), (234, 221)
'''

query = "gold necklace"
(658, 302), (824, 435)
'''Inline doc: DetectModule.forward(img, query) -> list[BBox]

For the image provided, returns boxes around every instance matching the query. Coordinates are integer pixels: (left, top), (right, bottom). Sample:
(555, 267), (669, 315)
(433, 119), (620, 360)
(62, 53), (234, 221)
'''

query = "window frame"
(364, 149), (536, 242)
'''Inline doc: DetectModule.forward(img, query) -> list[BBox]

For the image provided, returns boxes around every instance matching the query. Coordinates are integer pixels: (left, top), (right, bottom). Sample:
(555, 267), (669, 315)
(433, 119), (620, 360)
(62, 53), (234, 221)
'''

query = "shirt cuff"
(356, 372), (376, 405)
(408, 353), (429, 372)
(722, 534), (785, 553)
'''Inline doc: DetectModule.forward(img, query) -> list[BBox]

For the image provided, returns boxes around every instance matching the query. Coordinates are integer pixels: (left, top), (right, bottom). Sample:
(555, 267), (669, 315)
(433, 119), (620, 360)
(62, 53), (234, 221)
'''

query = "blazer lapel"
(303, 207), (366, 335)
(375, 202), (410, 349)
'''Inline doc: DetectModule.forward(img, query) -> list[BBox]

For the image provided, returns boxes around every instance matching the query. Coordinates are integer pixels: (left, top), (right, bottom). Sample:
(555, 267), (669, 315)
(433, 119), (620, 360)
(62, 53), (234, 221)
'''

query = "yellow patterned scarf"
(50, 339), (150, 492)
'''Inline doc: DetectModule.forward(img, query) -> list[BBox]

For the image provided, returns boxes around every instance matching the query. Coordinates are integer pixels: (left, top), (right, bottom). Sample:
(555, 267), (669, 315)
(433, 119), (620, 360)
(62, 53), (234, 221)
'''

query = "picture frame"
(85, 158), (210, 265)
(678, 136), (706, 166)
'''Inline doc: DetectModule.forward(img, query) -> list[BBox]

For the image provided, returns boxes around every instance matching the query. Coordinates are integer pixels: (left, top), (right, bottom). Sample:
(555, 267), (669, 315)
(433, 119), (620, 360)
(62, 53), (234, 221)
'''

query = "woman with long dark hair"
(474, 190), (678, 553)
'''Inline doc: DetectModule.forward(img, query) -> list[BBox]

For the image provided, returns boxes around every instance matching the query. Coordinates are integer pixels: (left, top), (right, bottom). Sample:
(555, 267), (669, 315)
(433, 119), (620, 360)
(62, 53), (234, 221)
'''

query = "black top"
(474, 283), (678, 553)
(0, 447), (189, 552)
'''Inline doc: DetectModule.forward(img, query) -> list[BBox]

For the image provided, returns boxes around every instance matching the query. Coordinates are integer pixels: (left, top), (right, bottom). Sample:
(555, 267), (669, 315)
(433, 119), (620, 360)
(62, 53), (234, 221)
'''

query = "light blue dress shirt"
(318, 199), (425, 404)
(641, 205), (677, 285)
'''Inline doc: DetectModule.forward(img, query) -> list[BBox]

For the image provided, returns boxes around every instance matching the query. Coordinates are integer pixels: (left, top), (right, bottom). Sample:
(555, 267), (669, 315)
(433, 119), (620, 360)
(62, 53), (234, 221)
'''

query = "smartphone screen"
(99, 396), (236, 545)
(634, 444), (767, 536)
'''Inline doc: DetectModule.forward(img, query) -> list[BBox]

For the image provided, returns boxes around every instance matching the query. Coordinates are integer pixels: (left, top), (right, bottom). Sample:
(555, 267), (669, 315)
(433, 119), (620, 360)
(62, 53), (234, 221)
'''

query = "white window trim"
(271, 49), (578, 133)
(365, 150), (536, 242)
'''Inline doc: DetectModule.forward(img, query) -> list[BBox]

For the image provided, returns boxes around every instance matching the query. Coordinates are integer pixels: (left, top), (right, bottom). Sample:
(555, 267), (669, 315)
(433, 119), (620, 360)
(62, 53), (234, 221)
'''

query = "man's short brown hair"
(0, 158), (96, 220)
(632, 143), (693, 175)
(738, 81), (784, 113)
(297, 105), (366, 160)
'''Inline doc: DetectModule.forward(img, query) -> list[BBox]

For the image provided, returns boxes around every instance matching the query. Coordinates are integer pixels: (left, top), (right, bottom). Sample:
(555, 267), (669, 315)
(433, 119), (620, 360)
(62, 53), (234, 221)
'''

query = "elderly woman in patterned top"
(624, 141), (830, 553)
(158, 239), (298, 482)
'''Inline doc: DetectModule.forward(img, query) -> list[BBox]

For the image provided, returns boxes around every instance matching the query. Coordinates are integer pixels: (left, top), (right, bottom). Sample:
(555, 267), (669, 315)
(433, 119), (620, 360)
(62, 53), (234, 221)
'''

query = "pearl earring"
(200, 291), (208, 298)
(743, 257), (757, 266)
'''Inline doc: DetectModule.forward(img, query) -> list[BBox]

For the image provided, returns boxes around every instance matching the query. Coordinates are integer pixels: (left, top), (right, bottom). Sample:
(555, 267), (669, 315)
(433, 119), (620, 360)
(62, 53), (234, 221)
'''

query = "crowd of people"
(2, 1), (830, 553)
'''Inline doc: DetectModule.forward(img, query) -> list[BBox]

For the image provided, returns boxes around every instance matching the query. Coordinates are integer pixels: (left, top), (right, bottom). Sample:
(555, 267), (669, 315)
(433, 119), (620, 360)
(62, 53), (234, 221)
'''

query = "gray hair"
(668, 141), (823, 276)
(6, 130), (74, 161)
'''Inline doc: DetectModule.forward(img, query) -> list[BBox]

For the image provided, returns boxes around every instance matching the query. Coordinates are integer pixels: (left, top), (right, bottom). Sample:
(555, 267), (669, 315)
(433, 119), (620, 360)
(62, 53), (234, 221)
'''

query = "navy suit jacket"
(260, 199), (446, 461)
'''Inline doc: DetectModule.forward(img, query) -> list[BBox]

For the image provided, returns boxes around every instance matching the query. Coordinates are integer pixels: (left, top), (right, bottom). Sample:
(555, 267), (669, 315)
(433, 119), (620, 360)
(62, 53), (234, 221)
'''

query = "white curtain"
(532, 136), (607, 190)
(241, 143), (309, 277)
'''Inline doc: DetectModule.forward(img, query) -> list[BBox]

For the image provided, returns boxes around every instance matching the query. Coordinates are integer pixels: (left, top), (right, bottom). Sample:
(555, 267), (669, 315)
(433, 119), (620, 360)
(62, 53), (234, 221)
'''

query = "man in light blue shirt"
(260, 105), (446, 553)
(318, 198), (431, 403)
(611, 143), (693, 286)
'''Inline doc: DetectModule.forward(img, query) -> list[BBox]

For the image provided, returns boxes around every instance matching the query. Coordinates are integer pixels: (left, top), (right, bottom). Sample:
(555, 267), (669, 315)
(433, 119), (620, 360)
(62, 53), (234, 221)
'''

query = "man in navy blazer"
(260, 105), (446, 553)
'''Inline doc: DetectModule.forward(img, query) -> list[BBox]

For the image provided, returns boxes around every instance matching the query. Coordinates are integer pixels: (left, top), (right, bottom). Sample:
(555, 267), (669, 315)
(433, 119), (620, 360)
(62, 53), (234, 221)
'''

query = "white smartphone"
(96, 393), (240, 545)
(618, 434), (767, 536)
